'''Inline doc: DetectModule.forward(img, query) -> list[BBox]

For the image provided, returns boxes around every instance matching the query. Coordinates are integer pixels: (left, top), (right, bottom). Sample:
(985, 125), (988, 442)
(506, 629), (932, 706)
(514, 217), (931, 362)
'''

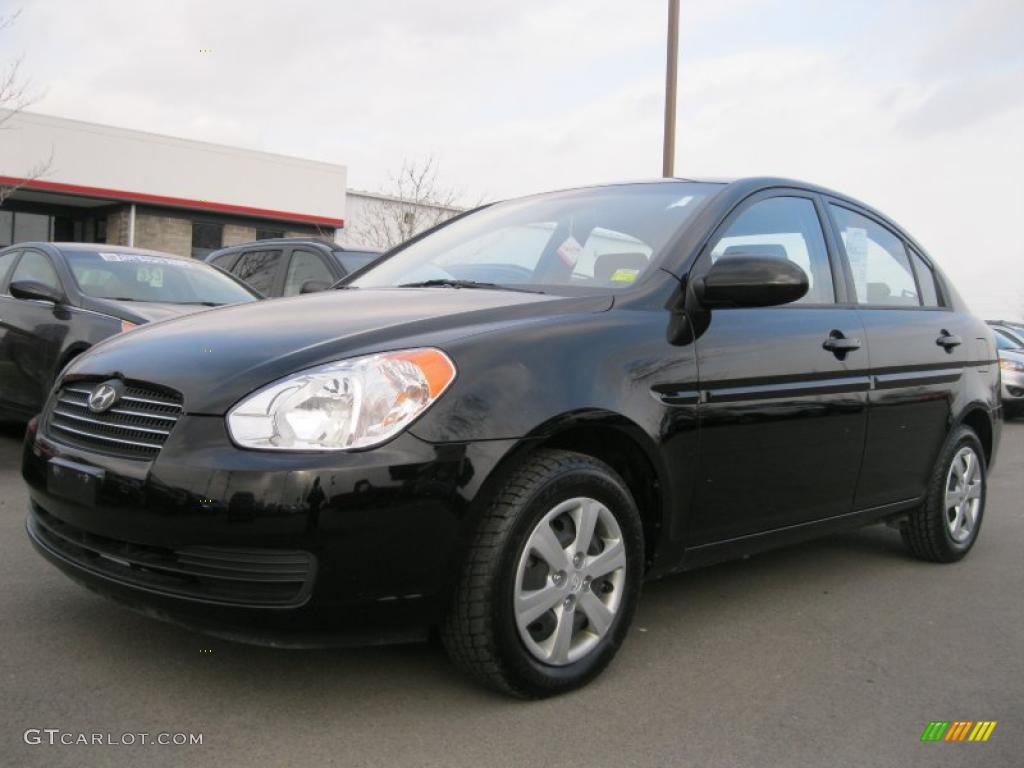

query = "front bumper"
(23, 415), (518, 646)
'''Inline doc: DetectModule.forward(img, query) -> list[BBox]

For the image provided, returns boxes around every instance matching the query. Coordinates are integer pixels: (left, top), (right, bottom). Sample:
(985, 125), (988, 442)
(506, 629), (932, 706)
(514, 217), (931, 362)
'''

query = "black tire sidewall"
(491, 462), (644, 695)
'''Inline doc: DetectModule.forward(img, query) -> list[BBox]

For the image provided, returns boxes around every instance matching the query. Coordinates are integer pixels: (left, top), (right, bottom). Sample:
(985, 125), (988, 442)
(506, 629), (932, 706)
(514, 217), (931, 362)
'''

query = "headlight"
(227, 348), (456, 451)
(1000, 358), (1024, 373)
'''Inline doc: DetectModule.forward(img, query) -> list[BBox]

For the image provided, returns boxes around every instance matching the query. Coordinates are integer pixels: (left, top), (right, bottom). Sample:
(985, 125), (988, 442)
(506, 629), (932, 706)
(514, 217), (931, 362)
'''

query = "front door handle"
(936, 331), (962, 351)
(823, 330), (861, 359)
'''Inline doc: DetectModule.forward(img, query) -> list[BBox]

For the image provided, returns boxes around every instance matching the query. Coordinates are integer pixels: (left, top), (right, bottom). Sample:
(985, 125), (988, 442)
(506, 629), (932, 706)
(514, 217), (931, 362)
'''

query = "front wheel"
(442, 449), (644, 698)
(901, 426), (987, 563)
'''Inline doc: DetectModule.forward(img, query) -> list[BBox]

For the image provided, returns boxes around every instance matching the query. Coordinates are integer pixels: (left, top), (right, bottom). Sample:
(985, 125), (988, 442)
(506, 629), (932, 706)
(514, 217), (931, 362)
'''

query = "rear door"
(688, 192), (869, 544)
(825, 202), (969, 509)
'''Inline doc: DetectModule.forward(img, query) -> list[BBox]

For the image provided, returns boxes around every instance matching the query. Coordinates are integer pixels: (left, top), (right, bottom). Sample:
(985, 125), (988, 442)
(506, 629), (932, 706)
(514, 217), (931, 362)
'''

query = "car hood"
(66, 288), (612, 414)
(85, 298), (220, 325)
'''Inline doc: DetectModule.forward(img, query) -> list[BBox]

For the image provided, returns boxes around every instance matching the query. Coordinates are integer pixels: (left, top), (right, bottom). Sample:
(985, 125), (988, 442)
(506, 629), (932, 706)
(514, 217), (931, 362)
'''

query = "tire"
(901, 425), (987, 563)
(441, 448), (644, 698)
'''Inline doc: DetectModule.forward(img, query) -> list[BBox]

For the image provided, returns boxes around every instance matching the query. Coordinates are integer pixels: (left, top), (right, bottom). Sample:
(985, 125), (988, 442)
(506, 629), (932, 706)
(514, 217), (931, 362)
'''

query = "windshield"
(995, 331), (1022, 351)
(350, 182), (720, 293)
(65, 250), (258, 305)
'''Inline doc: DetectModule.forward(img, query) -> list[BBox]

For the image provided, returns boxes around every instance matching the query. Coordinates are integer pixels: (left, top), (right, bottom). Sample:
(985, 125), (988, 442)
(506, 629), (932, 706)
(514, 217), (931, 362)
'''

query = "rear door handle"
(936, 331), (962, 351)
(823, 331), (861, 359)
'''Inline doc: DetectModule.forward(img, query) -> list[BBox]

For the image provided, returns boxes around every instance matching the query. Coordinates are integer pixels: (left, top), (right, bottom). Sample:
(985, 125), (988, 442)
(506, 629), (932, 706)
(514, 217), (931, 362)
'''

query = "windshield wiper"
(176, 301), (222, 306)
(397, 279), (543, 294)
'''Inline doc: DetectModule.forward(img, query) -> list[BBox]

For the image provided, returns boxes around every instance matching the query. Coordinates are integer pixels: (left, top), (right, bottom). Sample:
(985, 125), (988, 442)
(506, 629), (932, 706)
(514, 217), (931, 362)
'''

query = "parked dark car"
(0, 242), (259, 422)
(23, 178), (1001, 698)
(205, 237), (381, 297)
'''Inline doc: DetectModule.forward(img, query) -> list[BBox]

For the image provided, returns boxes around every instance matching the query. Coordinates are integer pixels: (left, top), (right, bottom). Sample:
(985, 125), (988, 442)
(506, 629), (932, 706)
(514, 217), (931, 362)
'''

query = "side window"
(11, 250), (61, 291)
(709, 196), (834, 304)
(209, 252), (239, 270)
(908, 249), (941, 307)
(0, 249), (21, 292)
(283, 249), (334, 296)
(829, 205), (920, 307)
(232, 249), (282, 295)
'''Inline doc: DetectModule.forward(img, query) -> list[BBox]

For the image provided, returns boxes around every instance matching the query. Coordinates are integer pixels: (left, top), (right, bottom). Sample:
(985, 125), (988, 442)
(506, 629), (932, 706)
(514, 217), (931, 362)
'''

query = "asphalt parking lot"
(2, 421), (1021, 768)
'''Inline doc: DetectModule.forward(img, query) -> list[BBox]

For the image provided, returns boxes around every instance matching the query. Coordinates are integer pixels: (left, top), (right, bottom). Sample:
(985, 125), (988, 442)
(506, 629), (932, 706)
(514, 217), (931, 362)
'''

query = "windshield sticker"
(667, 195), (694, 209)
(609, 268), (640, 284)
(556, 236), (583, 268)
(98, 252), (181, 266)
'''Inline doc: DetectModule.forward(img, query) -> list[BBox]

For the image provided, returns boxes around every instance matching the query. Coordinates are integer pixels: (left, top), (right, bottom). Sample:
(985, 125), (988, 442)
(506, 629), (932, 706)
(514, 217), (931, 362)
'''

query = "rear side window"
(908, 250), (941, 307)
(232, 249), (282, 295)
(709, 196), (835, 304)
(829, 205), (919, 307)
(209, 251), (239, 270)
(11, 250), (61, 291)
(284, 249), (333, 296)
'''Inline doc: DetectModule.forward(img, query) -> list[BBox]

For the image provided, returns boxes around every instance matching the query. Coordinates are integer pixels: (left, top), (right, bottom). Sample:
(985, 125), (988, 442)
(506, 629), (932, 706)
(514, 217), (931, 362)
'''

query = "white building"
(0, 110), (458, 257)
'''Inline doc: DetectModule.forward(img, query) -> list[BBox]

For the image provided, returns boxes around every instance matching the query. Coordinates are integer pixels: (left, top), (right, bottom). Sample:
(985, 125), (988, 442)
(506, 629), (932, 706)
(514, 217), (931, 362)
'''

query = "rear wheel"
(901, 426), (986, 563)
(441, 449), (643, 698)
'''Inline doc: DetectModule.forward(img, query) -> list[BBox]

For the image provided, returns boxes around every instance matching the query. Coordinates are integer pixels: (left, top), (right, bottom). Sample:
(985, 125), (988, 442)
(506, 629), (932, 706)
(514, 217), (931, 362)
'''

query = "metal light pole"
(662, 0), (679, 178)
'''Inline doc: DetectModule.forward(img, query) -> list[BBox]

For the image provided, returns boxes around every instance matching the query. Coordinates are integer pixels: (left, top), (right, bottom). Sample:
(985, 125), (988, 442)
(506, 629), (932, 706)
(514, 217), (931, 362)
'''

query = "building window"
(256, 228), (284, 241)
(192, 220), (223, 259)
(12, 212), (51, 243)
(0, 211), (12, 246)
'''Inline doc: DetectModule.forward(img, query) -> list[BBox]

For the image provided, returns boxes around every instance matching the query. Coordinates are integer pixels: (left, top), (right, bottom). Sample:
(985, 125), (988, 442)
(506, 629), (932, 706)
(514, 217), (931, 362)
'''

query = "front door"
(0, 249), (68, 413)
(688, 193), (869, 545)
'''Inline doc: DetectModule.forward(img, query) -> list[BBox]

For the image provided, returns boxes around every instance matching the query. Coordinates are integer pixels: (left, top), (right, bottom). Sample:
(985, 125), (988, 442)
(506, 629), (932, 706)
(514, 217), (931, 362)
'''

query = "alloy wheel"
(945, 446), (982, 543)
(513, 497), (627, 666)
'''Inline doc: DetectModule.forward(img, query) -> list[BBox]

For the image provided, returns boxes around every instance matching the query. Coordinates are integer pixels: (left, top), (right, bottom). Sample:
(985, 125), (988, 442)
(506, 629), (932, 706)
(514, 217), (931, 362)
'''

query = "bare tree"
(352, 157), (464, 250)
(0, 9), (51, 206)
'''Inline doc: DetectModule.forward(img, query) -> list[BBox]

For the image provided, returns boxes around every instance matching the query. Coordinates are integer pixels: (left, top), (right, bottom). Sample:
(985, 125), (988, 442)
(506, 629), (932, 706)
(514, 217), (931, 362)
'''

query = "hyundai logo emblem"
(88, 383), (120, 413)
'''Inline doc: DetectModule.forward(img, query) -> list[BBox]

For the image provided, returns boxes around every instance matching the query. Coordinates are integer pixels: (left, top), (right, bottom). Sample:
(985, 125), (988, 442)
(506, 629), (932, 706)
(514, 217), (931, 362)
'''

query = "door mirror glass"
(9, 279), (64, 304)
(694, 255), (808, 308)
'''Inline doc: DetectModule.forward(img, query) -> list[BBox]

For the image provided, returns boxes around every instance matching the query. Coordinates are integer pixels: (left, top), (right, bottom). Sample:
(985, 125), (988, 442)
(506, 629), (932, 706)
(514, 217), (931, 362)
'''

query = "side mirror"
(300, 280), (330, 294)
(9, 279), (64, 305)
(692, 255), (808, 308)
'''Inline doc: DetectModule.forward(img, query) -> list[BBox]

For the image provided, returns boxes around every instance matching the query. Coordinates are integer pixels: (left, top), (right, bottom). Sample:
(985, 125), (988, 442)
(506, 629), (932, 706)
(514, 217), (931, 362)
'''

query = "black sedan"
(22, 179), (1001, 698)
(0, 242), (259, 421)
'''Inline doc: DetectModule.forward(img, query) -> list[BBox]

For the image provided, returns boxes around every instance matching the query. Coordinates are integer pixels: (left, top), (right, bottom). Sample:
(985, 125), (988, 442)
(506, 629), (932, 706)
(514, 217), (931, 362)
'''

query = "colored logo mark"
(921, 721), (997, 742)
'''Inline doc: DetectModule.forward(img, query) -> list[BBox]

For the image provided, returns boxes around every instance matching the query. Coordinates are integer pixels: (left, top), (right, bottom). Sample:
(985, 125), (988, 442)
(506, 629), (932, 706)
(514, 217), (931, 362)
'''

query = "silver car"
(996, 333), (1024, 417)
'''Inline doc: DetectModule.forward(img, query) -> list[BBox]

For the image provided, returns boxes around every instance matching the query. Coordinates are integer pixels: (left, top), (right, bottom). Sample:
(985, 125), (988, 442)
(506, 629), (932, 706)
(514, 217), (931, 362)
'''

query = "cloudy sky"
(5, 0), (1023, 316)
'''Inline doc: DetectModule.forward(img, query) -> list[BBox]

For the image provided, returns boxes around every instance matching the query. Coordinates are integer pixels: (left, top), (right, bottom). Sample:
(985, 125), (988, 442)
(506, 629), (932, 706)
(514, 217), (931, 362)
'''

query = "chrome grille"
(47, 381), (183, 459)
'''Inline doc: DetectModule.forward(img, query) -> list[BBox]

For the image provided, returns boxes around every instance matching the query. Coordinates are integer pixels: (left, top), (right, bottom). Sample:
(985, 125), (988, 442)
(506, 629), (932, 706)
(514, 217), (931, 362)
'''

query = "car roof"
(503, 176), (932, 264)
(209, 237), (378, 253)
(11, 242), (193, 261)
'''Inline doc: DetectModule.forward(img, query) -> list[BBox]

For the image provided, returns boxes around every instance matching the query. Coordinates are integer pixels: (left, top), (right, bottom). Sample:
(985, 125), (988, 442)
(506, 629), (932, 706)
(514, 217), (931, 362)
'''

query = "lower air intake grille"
(29, 504), (315, 608)
(46, 381), (183, 459)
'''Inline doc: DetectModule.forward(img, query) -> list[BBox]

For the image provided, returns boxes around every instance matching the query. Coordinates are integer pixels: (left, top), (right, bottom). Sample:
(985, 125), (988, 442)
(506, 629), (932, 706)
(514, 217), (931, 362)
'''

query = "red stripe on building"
(0, 175), (344, 228)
